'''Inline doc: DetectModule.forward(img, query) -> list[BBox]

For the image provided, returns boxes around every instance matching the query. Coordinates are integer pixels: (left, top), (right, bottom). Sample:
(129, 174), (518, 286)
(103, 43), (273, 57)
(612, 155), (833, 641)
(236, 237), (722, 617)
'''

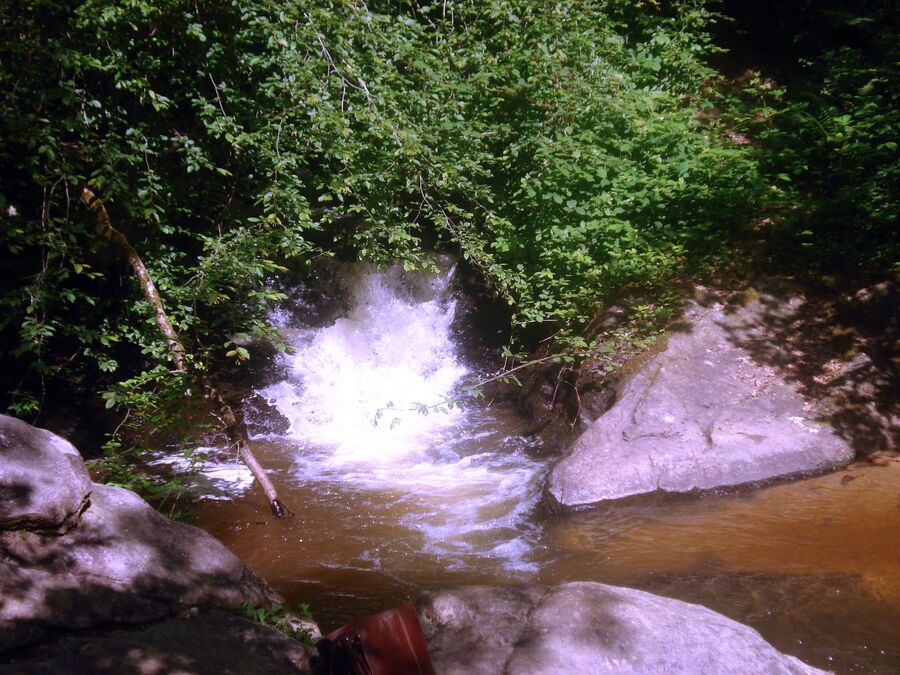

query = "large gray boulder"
(0, 609), (313, 674)
(550, 293), (854, 507)
(0, 416), (319, 670)
(0, 415), (92, 532)
(0, 483), (279, 652)
(0, 415), (283, 654)
(419, 583), (826, 675)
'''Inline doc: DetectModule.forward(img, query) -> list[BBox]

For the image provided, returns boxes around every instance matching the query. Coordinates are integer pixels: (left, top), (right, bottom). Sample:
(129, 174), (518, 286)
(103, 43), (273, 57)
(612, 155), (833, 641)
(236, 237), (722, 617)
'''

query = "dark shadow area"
(0, 483), (32, 509)
(0, 609), (308, 674)
(710, 0), (877, 83)
(693, 278), (898, 456)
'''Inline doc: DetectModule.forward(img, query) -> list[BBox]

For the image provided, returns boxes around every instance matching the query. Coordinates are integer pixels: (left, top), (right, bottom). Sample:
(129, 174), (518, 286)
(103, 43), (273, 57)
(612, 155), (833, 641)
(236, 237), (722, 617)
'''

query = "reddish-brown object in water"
(317, 602), (436, 675)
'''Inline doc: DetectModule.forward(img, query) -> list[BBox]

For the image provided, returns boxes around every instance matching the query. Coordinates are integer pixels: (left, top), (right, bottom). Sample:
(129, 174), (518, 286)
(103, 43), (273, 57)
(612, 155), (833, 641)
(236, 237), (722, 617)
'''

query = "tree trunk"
(206, 382), (288, 517)
(81, 187), (287, 517)
(80, 187), (187, 372)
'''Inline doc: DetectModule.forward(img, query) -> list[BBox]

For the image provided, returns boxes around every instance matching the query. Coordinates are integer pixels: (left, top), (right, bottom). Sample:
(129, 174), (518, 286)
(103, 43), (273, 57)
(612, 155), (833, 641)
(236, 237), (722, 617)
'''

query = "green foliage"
(237, 603), (315, 645)
(6, 0), (894, 486)
(0, 0), (812, 431)
(247, 0), (762, 343)
(86, 443), (187, 508)
(86, 434), (211, 520)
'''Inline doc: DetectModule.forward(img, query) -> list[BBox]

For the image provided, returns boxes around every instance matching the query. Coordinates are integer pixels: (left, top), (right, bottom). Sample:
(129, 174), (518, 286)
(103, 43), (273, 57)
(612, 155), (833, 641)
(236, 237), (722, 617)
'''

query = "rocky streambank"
(0, 414), (317, 673)
(549, 280), (897, 507)
(1, 414), (832, 674)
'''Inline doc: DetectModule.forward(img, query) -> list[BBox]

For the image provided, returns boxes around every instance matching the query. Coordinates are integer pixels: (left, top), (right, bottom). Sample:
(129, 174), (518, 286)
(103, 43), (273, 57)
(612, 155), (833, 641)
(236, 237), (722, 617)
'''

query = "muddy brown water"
(189, 440), (900, 674)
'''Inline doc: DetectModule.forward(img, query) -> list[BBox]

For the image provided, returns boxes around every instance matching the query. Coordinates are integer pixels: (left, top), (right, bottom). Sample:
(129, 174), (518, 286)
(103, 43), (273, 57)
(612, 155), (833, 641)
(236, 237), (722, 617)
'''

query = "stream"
(155, 263), (900, 674)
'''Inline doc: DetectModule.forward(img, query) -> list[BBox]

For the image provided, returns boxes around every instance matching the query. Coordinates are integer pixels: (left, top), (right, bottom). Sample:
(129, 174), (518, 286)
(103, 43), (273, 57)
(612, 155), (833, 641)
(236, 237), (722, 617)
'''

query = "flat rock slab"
(550, 293), (854, 506)
(0, 609), (313, 674)
(0, 483), (278, 653)
(419, 583), (825, 675)
(0, 415), (92, 532)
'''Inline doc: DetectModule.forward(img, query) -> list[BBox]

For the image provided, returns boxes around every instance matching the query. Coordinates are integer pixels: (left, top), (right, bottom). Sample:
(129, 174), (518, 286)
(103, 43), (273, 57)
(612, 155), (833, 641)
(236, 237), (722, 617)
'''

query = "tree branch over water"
(81, 187), (286, 517)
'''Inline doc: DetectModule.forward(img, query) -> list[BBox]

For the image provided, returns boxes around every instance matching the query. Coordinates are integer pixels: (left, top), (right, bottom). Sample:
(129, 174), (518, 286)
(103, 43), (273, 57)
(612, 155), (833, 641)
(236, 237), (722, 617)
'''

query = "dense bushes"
(1, 0), (893, 425)
(726, 0), (899, 272)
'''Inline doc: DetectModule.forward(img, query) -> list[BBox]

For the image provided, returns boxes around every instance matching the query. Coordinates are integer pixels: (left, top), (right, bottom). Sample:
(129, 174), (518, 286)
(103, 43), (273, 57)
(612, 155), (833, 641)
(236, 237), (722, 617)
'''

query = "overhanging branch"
(80, 186), (287, 517)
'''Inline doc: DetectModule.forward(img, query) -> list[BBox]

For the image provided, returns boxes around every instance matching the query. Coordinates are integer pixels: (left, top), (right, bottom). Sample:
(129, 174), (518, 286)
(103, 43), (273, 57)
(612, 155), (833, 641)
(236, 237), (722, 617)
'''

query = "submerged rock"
(0, 415), (92, 533)
(549, 290), (854, 507)
(419, 582), (826, 675)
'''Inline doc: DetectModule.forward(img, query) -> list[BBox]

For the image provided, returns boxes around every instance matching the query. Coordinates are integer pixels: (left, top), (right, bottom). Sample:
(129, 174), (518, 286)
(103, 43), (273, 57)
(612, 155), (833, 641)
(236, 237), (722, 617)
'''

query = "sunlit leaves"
(0, 0), (771, 417)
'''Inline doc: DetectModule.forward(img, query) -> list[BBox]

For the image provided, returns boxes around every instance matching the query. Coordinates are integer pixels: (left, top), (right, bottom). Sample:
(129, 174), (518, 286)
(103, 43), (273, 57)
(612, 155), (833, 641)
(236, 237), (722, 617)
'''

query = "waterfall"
(261, 262), (468, 464)
(254, 260), (544, 571)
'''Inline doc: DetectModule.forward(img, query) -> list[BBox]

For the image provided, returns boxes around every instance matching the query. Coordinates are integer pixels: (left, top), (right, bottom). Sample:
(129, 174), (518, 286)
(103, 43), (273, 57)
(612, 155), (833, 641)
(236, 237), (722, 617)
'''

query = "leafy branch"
(371, 352), (579, 426)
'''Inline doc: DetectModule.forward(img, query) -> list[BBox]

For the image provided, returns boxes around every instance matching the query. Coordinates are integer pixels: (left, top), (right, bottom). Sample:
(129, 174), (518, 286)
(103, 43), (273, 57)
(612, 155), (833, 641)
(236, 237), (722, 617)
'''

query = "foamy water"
(261, 265), (466, 460)
(252, 262), (544, 571)
(146, 449), (254, 500)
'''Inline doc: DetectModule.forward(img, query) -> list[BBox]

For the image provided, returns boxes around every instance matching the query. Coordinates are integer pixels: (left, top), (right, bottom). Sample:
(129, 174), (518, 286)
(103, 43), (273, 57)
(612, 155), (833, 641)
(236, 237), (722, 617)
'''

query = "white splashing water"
(262, 264), (467, 463)
(257, 262), (545, 572)
(146, 449), (255, 500)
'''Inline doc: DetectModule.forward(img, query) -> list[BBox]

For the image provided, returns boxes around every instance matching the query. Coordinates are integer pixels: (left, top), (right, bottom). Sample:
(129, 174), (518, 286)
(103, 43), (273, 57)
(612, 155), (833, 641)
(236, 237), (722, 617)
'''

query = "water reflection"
(536, 455), (900, 673)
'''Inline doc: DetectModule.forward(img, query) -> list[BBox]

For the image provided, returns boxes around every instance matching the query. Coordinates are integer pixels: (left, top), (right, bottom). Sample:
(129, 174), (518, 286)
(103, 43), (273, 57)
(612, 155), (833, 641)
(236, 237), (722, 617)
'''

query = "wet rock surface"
(243, 392), (291, 437)
(550, 288), (856, 507)
(419, 582), (826, 675)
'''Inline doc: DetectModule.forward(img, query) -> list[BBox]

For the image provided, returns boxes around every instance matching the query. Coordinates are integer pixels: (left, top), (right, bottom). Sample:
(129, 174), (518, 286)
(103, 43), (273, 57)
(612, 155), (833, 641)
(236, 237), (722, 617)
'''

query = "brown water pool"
(189, 445), (900, 673)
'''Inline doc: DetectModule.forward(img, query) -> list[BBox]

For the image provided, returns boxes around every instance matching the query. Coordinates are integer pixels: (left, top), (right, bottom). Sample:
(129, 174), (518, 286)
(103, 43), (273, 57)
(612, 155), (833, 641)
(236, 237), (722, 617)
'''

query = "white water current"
(262, 264), (468, 463)
(251, 262), (546, 571)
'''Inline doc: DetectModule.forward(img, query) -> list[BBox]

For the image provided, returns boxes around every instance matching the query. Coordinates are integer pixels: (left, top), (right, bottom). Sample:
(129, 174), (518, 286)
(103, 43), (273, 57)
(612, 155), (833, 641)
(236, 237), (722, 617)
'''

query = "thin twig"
(112, 409), (132, 440)
(208, 72), (230, 120)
